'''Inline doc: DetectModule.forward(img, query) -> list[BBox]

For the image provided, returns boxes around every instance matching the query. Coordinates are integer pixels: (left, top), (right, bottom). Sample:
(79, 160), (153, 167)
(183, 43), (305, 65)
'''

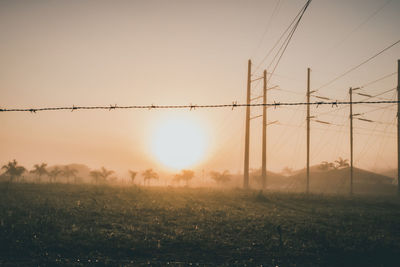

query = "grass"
(0, 183), (400, 266)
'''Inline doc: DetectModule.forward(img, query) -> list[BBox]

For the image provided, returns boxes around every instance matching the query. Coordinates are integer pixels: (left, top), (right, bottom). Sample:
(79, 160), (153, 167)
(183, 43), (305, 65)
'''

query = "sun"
(151, 117), (207, 170)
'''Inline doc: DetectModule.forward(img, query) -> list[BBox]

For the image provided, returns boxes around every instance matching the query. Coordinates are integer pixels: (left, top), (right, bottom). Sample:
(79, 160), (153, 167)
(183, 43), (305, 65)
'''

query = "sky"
(0, 0), (399, 177)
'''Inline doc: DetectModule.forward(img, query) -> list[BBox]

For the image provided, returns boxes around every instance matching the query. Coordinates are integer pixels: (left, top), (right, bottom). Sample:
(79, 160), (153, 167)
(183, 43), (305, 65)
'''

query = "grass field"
(1, 183), (400, 266)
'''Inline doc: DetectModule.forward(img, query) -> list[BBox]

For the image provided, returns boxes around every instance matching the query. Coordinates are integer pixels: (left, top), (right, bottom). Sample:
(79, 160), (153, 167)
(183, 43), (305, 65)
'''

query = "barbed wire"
(0, 100), (398, 113)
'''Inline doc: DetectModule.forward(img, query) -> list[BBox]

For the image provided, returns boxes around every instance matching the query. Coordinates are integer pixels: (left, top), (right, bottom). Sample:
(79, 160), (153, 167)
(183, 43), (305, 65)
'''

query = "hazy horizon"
(1, 0), (400, 176)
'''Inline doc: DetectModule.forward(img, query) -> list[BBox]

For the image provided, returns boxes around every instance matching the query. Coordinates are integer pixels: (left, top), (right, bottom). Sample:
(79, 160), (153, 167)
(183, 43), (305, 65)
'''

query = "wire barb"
(232, 101), (238, 110)
(189, 103), (197, 111)
(109, 104), (117, 111)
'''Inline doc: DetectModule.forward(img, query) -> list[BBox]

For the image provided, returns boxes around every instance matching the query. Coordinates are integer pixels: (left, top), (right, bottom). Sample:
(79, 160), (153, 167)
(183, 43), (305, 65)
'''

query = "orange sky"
(1, 0), (399, 176)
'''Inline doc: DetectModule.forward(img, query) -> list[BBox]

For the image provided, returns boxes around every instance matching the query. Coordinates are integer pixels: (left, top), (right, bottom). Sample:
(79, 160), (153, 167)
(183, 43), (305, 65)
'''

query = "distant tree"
(90, 170), (102, 184)
(48, 167), (62, 183)
(62, 166), (78, 184)
(129, 170), (137, 184)
(318, 161), (336, 171)
(335, 157), (349, 169)
(318, 161), (330, 171)
(210, 170), (231, 184)
(30, 163), (48, 183)
(89, 167), (114, 184)
(174, 170), (195, 186)
(1, 159), (26, 182)
(281, 166), (293, 176)
(100, 167), (114, 183)
(329, 162), (336, 170)
(142, 169), (159, 186)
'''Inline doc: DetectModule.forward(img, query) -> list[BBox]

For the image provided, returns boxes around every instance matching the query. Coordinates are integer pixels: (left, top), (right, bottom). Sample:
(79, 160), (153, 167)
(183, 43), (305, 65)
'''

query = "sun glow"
(151, 117), (207, 170)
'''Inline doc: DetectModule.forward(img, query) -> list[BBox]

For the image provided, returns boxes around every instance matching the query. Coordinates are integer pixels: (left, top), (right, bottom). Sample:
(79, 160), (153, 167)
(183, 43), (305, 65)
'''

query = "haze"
(1, 0), (400, 178)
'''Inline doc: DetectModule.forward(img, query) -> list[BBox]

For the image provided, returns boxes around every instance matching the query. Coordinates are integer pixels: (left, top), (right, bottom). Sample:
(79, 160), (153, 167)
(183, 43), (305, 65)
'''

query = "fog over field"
(1, 0), (400, 265)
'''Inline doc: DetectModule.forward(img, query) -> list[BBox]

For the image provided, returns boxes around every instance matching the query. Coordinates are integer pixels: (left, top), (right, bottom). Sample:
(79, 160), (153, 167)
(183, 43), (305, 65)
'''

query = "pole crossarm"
(267, 120), (278, 126)
(251, 76), (264, 82)
(357, 118), (374, 123)
(314, 95), (330, 100)
(250, 114), (263, 120)
(314, 120), (331, 125)
(250, 95), (263, 101)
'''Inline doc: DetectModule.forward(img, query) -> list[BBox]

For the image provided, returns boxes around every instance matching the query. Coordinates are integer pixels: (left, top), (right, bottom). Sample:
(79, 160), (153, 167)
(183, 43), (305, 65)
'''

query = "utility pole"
(261, 69), (267, 190)
(397, 59), (400, 195)
(349, 87), (354, 195)
(349, 87), (361, 195)
(243, 59), (251, 189)
(306, 68), (310, 194)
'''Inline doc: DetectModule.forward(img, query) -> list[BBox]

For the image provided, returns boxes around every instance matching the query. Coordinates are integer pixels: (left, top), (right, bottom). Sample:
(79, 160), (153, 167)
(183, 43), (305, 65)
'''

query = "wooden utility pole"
(261, 69), (267, 189)
(349, 87), (354, 195)
(397, 59), (400, 195)
(306, 68), (310, 194)
(243, 59), (251, 189)
(349, 86), (360, 195)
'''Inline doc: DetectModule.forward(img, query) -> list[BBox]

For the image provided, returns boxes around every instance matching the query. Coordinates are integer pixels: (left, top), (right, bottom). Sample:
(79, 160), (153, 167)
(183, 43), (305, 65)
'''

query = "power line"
(359, 87), (396, 101)
(327, 0), (393, 51)
(254, 0), (312, 73)
(360, 72), (397, 88)
(251, 0), (282, 59)
(268, 0), (312, 79)
(362, 103), (396, 115)
(0, 100), (398, 113)
(316, 39), (400, 91)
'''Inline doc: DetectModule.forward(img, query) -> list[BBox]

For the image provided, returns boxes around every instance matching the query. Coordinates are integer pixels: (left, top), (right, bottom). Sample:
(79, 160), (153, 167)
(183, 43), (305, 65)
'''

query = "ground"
(0, 183), (399, 266)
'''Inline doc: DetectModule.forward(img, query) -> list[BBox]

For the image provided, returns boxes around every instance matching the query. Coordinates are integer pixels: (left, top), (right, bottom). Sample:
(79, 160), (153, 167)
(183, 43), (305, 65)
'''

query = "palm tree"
(62, 166), (78, 184)
(335, 157), (349, 169)
(319, 161), (337, 171)
(90, 170), (102, 184)
(174, 170), (195, 187)
(48, 167), (62, 183)
(129, 170), (137, 184)
(318, 161), (330, 171)
(210, 170), (231, 184)
(1, 159), (26, 182)
(100, 167), (114, 183)
(30, 163), (48, 183)
(142, 169), (159, 186)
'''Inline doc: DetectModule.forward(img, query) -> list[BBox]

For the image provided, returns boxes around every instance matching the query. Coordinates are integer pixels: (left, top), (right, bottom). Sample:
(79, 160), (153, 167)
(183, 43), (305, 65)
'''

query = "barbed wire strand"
(0, 100), (398, 113)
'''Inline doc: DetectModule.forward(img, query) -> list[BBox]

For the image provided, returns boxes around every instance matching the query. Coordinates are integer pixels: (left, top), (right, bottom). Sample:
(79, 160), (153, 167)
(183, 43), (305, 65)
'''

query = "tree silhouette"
(319, 161), (337, 171)
(62, 166), (78, 184)
(90, 170), (102, 184)
(174, 170), (195, 186)
(49, 167), (62, 183)
(100, 167), (114, 183)
(129, 170), (137, 184)
(318, 161), (330, 171)
(89, 167), (114, 184)
(210, 170), (231, 184)
(142, 169), (159, 186)
(30, 163), (48, 183)
(335, 157), (349, 169)
(1, 159), (26, 182)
